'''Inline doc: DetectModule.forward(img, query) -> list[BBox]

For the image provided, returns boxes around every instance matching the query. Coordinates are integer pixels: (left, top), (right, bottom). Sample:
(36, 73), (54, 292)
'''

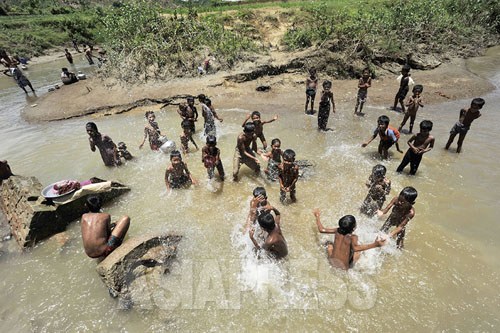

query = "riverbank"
(22, 54), (495, 122)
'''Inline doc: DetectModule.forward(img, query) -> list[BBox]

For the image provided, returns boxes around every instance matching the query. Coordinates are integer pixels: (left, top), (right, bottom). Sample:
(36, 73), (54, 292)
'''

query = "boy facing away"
(249, 212), (288, 259)
(399, 84), (424, 133)
(362, 115), (403, 159)
(397, 120), (434, 175)
(241, 111), (278, 151)
(354, 68), (372, 115)
(278, 149), (299, 203)
(81, 195), (130, 259)
(313, 209), (385, 270)
(445, 98), (485, 153)
(378, 186), (417, 249)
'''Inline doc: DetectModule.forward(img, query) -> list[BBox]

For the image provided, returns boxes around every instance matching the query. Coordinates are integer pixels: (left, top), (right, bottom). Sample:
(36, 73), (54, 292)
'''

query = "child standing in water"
(378, 186), (417, 249)
(186, 97), (198, 132)
(354, 68), (372, 115)
(139, 111), (163, 151)
(201, 135), (224, 181)
(305, 67), (318, 114)
(392, 65), (411, 113)
(445, 98), (485, 153)
(397, 120), (434, 175)
(362, 115), (403, 159)
(360, 164), (391, 217)
(245, 186), (281, 232)
(317, 80), (336, 131)
(399, 84), (424, 133)
(164, 150), (197, 190)
(313, 209), (385, 270)
(260, 138), (282, 181)
(86, 122), (121, 167)
(198, 95), (223, 137)
(241, 111), (278, 150)
(180, 119), (198, 154)
(278, 149), (299, 203)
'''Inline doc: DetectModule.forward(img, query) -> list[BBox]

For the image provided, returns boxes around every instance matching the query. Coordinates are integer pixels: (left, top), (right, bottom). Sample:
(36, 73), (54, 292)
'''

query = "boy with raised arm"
(313, 209), (384, 270)
(445, 98), (485, 153)
(249, 212), (288, 259)
(241, 111), (278, 150)
(361, 115), (403, 159)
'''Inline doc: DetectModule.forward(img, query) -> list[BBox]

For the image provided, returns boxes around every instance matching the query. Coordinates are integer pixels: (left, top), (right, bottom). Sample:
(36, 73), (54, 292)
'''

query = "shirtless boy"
(164, 150), (197, 190)
(233, 122), (260, 181)
(361, 115), (403, 159)
(249, 212), (288, 259)
(313, 209), (384, 270)
(245, 186), (281, 232)
(360, 164), (391, 217)
(397, 120), (434, 175)
(81, 195), (130, 258)
(305, 67), (318, 114)
(317, 80), (336, 131)
(354, 68), (372, 115)
(278, 149), (299, 203)
(399, 84), (424, 133)
(445, 98), (485, 153)
(86, 122), (121, 166)
(186, 97), (199, 132)
(241, 111), (278, 150)
(201, 135), (224, 180)
(378, 186), (417, 249)
(139, 111), (163, 151)
(180, 119), (198, 153)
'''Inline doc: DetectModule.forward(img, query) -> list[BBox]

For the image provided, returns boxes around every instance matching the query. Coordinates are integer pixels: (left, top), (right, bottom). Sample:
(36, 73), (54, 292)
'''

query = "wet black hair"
(170, 150), (182, 160)
(181, 119), (191, 129)
(86, 195), (102, 213)
(400, 186), (418, 204)
(253, 186), (267, 199)
(377, 115), (390, 126)
(243, 122), (255, 133)
(187, 96), (195, 102)
(471, 98), (485, 109)
(86, 122), (98, 131)
(362, 67), (370, 73)
(251, 111), (261, 118)
(198, 94), (206, 102)
(323, 80), (332, 89)
(206, 135), (217, 145)
(420, 120), (433, 131)
(118, 141), (127, 149)
(371, 164), (387, 180)
(205, 98), (212, 106)
(258, 212), (275, 232)
(283, 149), (296, 162)
(402, 64), (411, 72)
(413, 84), (423, 93)
(145, 110), (154, 118)
(62, 67), (68, 72)
(271, 138), (281, 146)
(337, 215), (356, 235)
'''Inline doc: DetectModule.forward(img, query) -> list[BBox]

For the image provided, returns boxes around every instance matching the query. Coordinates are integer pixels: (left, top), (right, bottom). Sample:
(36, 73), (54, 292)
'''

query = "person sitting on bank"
(61, 67), (78, 85)
(81, 195), (130, 259)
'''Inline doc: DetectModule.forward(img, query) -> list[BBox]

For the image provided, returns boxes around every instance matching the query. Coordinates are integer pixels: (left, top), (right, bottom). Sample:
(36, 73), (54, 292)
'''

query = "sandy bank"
(22, 57), (495, 122)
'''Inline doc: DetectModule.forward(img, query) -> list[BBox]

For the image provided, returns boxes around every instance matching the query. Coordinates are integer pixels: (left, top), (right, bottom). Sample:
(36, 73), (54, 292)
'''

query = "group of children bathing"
(84, 68), (486, 269)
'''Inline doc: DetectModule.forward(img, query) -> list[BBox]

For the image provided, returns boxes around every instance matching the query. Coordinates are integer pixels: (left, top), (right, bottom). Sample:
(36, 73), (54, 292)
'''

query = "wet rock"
(96, 234), (182, 304)
(0, 175), (130, 248)
(256, 85), (271, 92)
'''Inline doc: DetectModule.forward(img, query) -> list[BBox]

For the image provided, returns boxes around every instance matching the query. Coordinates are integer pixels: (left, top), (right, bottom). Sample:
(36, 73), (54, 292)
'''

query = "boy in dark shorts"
(362, 115), (403, 159)
(233, 122), (260, 181)
(164, 150), (197, 190)
(378, 186), (417, 249)
(397, 120), (434, 175)
(391, 65), (411, 113)
(317, 80), (336, 131)
(186, 97), (199, 132)
(305, 67), (319, 114)
(445, 98), (485, 153)
(354, 68), (372, 115)
(81, 195), (130, 258)
(313, 209), (385, 270)
(201, 135), (224, 181)
(278, 149), (299, 203)
(180, 118), (198, 154)
(241, 111), (278, 150)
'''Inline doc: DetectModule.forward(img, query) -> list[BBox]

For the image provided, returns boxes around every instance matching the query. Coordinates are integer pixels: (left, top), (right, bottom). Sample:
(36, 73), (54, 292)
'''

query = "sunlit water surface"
(0, 48), (499, 332)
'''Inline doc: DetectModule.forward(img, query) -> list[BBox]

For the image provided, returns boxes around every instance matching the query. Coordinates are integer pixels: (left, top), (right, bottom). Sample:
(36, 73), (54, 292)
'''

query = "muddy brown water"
(0, 48), (499, 332)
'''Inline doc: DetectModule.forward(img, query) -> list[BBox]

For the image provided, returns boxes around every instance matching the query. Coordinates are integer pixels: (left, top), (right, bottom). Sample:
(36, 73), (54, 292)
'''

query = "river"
(0, 48), (499, 332)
